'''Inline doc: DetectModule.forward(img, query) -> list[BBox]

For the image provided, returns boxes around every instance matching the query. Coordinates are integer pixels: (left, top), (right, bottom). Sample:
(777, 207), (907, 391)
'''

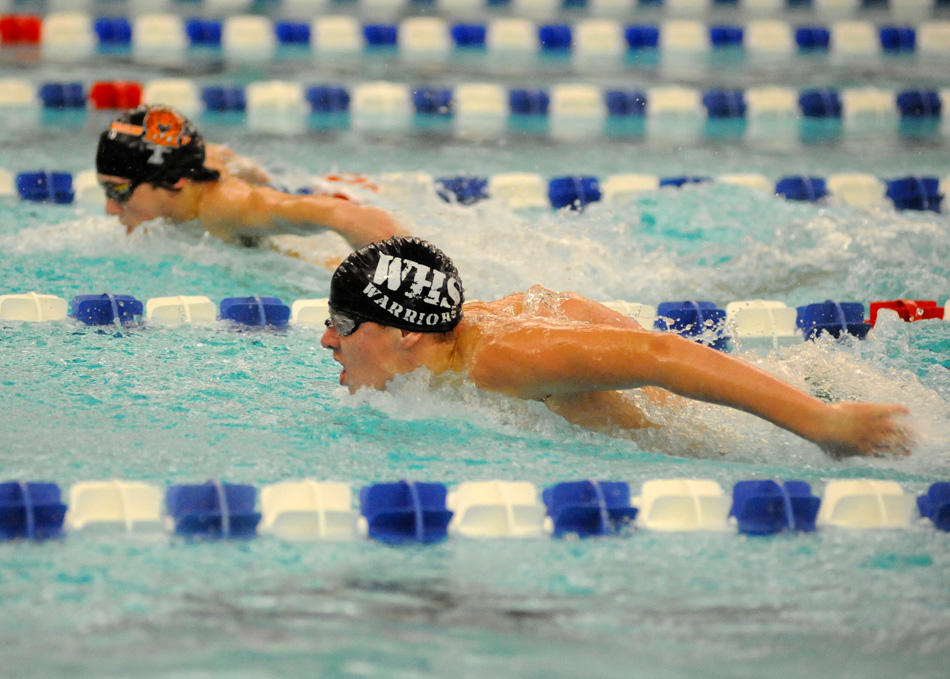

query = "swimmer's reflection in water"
(320, 236), (913, 459)
(95, 104), (406, 262)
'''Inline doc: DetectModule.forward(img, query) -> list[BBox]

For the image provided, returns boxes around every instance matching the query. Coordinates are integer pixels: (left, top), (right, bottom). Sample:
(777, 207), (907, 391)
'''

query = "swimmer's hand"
(816, 402), (912, 459)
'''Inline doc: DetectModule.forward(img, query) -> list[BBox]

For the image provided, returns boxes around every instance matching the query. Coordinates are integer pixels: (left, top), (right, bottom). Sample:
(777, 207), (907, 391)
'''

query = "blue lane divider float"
(166, 481), (261, 539)
(304, 87), (350, 118)
(93, 18), (132, 47)
(435, 176), (489, 205)
(539, 24), (572, 51)
(70, 293), (143, 326)
(359, 480), (453, 544)
(775, 176), (828, 202)
(547, 176), (601, 210)
(414, 87), (454, 116)
(185, 19), (222, 47)
(710, 25), (744, 48)
(275, 22), (311, 46)
(703, 89), (747, 119)
(2, 479), (948, 541)
(896, 91), (942, 118)
(729, 480), (820, 536)
(796, 300), (872, 340)
(799, 89), (844, 118)
(509, 88), (550, 116)
(37, 83), (85, 110)
(917, 483), (950, 532)
(363, 24), (398, 47)
(659, 176), (711, 189)
(451, 24), (487, 48)
(605, 89), (648, 116)
(0, 481), (67, 540)
(219, 296), (290, 327)
(15, 172), (74, 203)
(306, 86), (351, 114)
(201, 86), (246, 112)
(655, 301), (729, 351)
(886, 176), (943, 212)
(624, 25), (661, 49)
(542, 480), (638, 537)
(879, 26), (917, 53)
(795, 26), (831, 51)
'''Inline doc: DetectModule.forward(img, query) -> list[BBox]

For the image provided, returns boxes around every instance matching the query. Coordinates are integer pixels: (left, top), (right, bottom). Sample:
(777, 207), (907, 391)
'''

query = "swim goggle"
(98, 178), (142, 204)
(324, 308), (365, 337)
(99, 172), (181, 203)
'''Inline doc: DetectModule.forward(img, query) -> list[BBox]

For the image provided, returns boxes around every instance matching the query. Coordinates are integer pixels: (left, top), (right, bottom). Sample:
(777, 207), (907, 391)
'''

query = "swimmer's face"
(98, 174), (170, 234)
(321, 319), (406, 393)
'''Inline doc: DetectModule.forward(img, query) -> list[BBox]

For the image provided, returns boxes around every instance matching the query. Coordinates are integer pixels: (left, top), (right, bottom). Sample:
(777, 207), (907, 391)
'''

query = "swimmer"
(95, 104), (406, 253)
(320, 236), (912, 459)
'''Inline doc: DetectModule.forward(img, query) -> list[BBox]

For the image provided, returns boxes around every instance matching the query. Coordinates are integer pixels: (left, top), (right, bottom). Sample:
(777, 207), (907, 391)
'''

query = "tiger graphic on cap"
(142, 108), (192, 149)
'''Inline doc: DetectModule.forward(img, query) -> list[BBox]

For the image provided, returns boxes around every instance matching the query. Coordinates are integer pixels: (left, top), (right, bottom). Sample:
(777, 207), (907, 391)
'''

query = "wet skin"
(320, 289), (911, 458)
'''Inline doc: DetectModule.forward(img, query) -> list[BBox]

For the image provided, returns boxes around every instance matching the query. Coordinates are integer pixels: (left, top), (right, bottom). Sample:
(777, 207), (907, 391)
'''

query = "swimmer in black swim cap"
(328, 236), (464, 336)
(96, 104), (220, 191)
(322, 237), (912, 459)
(95, 104), (407, 257)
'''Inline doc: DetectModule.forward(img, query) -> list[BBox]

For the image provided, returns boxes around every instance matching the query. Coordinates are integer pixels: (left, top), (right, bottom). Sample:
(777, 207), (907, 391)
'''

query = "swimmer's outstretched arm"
(470, 323), (910, 457)
(202, 180), (409, 251)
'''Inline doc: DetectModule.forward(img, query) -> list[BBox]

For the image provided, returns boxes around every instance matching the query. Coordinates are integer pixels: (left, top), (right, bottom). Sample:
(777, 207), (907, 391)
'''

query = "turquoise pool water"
(2, 13), (950, 678)
(3, 153), (950, 678)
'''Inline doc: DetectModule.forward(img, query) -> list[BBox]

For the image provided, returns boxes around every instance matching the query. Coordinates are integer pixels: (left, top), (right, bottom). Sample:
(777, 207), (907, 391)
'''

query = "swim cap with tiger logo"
(96, 105), (219, 185)
(142, 108), (191, 151)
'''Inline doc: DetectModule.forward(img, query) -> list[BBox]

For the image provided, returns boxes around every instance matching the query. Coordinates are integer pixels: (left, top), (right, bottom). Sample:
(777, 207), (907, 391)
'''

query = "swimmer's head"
(96, 105), (220, 187)
(329, 237), (464, 334)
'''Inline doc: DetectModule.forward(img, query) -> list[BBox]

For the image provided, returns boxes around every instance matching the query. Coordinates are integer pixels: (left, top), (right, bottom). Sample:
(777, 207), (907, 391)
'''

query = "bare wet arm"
(201, 183), (407, 250)
(469, 322), (910, 456)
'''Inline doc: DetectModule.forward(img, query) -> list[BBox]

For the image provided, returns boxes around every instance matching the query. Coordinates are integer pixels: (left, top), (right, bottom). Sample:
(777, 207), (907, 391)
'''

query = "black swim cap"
(96, 105), (220, 185)
(330, 237), (464, 333)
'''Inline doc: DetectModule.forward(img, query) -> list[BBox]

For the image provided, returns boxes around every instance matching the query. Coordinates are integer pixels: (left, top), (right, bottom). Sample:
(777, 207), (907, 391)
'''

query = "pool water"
(2, 11), (950, 679)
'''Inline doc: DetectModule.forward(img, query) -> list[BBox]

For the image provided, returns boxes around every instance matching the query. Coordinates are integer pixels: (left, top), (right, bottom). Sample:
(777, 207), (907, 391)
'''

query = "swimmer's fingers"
(868, 413), (914, 457)
(820, 403), (914, 459)
(858, 404), (913, 457)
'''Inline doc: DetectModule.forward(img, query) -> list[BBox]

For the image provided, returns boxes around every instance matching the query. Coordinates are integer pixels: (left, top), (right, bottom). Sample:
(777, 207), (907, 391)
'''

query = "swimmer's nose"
(320, 324), (339, 350)
(104, 198), (122, 216)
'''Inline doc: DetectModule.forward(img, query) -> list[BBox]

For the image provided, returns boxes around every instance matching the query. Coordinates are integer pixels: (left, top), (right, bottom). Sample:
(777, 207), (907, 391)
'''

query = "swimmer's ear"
(398, 330), (424, 349)
(160, 178), (187, 193)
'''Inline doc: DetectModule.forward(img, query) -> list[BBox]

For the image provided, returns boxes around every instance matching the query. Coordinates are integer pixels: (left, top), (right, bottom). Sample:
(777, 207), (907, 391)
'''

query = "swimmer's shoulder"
(191, 177), (258, 240)
(463, 293), (526, 317)
(454, 299), (539, 363)
(199, 175), (279, 218)
(204, 144), (272, 186)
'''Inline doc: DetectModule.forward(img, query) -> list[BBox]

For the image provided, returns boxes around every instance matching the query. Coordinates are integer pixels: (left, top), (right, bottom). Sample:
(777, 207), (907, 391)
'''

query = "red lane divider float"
(869, 299), (945, 325)
(88, 81), (144, 110)
(0, 14), (41, 45)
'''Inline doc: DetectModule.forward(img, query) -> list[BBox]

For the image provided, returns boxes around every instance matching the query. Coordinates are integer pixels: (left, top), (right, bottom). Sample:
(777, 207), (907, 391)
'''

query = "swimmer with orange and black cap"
(96, 104), (407, 253)
(321, 236), (913, 459)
